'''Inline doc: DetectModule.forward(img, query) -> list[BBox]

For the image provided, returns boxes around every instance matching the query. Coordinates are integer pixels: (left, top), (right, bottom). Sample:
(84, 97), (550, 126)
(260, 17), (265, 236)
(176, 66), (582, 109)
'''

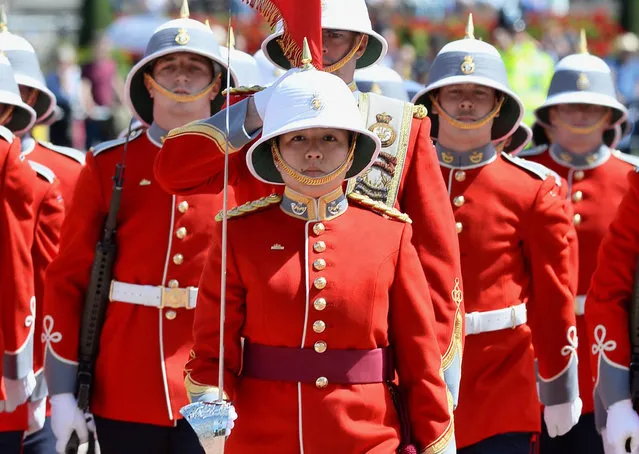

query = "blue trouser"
(0, 429), (22, 453)
(458, 432), (535, 454)
(94, 416), (204, 454)
(23, 418), (56, 454)
(540, 412), (604, 454)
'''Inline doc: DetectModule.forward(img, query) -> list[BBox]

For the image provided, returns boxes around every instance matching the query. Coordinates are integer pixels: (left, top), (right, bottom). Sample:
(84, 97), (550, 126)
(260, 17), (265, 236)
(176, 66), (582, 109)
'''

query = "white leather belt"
(465, 303), (527, 335)
(575, 295), (586, 316)
(109, 281), (198, 309)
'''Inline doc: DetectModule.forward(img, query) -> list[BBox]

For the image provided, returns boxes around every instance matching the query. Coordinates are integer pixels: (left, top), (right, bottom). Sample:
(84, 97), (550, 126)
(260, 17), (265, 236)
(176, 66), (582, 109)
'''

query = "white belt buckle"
(161, 287), (189, 309)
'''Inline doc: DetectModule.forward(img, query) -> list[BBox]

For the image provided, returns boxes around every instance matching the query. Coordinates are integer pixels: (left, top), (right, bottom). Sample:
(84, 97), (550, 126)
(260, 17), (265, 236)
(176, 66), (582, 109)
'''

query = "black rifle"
(65, 122), (133, 454)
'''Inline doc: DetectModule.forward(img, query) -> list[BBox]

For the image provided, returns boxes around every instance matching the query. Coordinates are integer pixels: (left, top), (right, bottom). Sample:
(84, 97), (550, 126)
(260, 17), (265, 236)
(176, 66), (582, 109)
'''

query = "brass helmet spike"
(0, 5), (8, 33)
(179, 0), (190, 19)
(301, 37), (313, 69)
(229, 26), (235, 50)
(204, 18), (210, 28)
(578, 29), (589, 54)
(465, 13), (474, 39)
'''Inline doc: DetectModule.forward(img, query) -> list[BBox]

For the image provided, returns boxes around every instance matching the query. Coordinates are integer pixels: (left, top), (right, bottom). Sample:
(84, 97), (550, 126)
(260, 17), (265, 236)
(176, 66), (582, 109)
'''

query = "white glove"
(544, 397), (583, 437)
(252, 68), (299, 120)
(3, 371), (36, 412)
(226, 404), (238, 437)
(25, 398), (47, 435)
(50, 393), (89, 454)
(606, 399), (639, 454)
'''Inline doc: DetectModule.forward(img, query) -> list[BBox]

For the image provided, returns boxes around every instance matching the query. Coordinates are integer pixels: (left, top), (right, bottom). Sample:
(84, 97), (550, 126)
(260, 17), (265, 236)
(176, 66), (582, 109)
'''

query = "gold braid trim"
(184, 372), (229, 403)
(553, 110), (611, 135)
(144, 73), (220, 103)
(166, 121), (239, 154)
(215, 194), (282, 222)
(324, 34), (367, 73)
(347, 192), (412, 223)
(221, 85), (266, 96)
(441, 278), (464, 370)
(430, 94), (504, 130)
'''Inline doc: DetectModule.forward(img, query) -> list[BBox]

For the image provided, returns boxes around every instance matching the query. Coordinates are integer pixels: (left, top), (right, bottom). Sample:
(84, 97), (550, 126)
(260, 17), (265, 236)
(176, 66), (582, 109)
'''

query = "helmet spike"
(179, 0), (190, 19)
(0, 5), (8, 33)
(229, 26), (235, 50)
(578, 29), (589, 54)
(465, 13), (474, 39)
(301, 37), (313, 69)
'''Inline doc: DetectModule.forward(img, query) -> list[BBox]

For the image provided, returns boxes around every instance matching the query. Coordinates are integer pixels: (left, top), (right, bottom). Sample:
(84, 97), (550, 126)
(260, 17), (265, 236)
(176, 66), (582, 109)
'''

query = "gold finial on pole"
(204, 18), (210, 28)
(229, 26), (235, 50)
(465, 13), (474, 39)
(0, 6), (8, 33)
(301, 37), (313, 69)
(179, 0), (190, 19)
(579, 29), (589, 54)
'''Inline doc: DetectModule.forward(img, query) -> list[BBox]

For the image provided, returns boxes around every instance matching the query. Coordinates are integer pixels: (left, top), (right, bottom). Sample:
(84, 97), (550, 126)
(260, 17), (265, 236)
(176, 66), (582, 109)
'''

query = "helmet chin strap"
(552, 111), (611, 135)
(144, 72), (221, 103)
(271, 134), (358, 186)
(430, 94), (505, 130)
(0, 105), (14, 126)
(323, 34), (366, 74)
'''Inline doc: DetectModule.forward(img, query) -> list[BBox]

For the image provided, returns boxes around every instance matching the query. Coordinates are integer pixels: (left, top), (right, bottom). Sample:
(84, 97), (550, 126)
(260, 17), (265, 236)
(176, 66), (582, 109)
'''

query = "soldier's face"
(276, 127), (352, 196)
(549, 104), (611, 151)
(149, 53), (217, 97)
(437, 84), (498, 121)
(322, 29), (368, 80)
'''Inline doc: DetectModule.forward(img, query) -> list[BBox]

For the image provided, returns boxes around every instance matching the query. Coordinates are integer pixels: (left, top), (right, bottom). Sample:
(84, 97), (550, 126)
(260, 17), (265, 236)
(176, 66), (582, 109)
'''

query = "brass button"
(313, 259), (326, 271)
(313, 241), (326, 253)
(313, 320), (326, 333)
(173, 253), (184, 265)
(176, 227), (187, 239)
(573, 213), (582, 225)
(453, 195), (465, 207)
(314, 277), (327, 290)
(572, 191), (583, 203)
(574, 170), (585, 181)
(314, 340), (327, 353)
(313, 223), (325, 236)
(165, 310), (177, 320)
(315, 376), (328, 389)
(314, 298), (327, 311)
(455, 170), (466, 182)
(178, 201), (189, 213)
(168, 279), (180, 288)
(456, 222), (463, 234)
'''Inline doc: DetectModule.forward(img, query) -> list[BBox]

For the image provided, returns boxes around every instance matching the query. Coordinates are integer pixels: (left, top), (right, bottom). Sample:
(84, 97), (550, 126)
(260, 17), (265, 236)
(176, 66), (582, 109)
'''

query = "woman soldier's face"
(277, 127), (353, 197)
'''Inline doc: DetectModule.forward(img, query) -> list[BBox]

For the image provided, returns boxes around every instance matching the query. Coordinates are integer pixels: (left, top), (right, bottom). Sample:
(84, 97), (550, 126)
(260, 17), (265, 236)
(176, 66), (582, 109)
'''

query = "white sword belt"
(109, 281), (198, 309)
(465, 302), (527, 335)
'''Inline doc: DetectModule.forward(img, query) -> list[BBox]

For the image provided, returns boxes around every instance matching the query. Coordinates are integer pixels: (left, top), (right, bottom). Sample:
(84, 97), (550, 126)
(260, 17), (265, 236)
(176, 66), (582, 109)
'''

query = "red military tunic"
(21, 136), (84, 208)
(43, 125), (219, 426)
(0, 128), (35, 409)
(435, 143), (578, 448)
(0, 160), (64, 432)
(157, 96), (465, 403)
(585, 168), (639, 430)
(520, 143), (639, 415)
(185, 187), (455, 454)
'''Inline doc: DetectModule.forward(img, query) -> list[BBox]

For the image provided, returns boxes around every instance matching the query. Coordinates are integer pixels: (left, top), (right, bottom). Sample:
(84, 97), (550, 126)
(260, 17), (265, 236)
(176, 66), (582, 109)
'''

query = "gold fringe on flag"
(242, 0), (304, 66)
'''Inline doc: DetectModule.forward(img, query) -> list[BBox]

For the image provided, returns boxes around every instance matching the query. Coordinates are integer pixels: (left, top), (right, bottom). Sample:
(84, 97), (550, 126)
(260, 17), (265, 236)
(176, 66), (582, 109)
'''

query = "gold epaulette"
(214, 194), (281, 222)
(221, 85), (267, 97)
(413, 104), (428, 119)
(348, 192), (412, 223)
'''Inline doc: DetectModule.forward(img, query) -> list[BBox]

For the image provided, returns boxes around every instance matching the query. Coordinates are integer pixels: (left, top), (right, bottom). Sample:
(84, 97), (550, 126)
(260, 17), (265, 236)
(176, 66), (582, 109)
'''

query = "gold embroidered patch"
(461, 55), (475, 75)
(442, 152), (454, 164)
(175, 28), (190, 45)
(469, 151), (483, 164)
(577, 73), (590, 90)
(368, 112), (397, 148)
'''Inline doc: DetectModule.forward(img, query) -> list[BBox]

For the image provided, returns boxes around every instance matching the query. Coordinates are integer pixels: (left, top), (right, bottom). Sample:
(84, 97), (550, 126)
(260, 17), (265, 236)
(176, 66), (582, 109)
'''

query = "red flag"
(242, 0), (323, 70)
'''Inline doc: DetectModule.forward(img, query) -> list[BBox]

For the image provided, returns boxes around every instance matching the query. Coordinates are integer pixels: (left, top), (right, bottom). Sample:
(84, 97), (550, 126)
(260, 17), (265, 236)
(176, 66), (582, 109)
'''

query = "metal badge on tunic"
(368, 112), (397, 148)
